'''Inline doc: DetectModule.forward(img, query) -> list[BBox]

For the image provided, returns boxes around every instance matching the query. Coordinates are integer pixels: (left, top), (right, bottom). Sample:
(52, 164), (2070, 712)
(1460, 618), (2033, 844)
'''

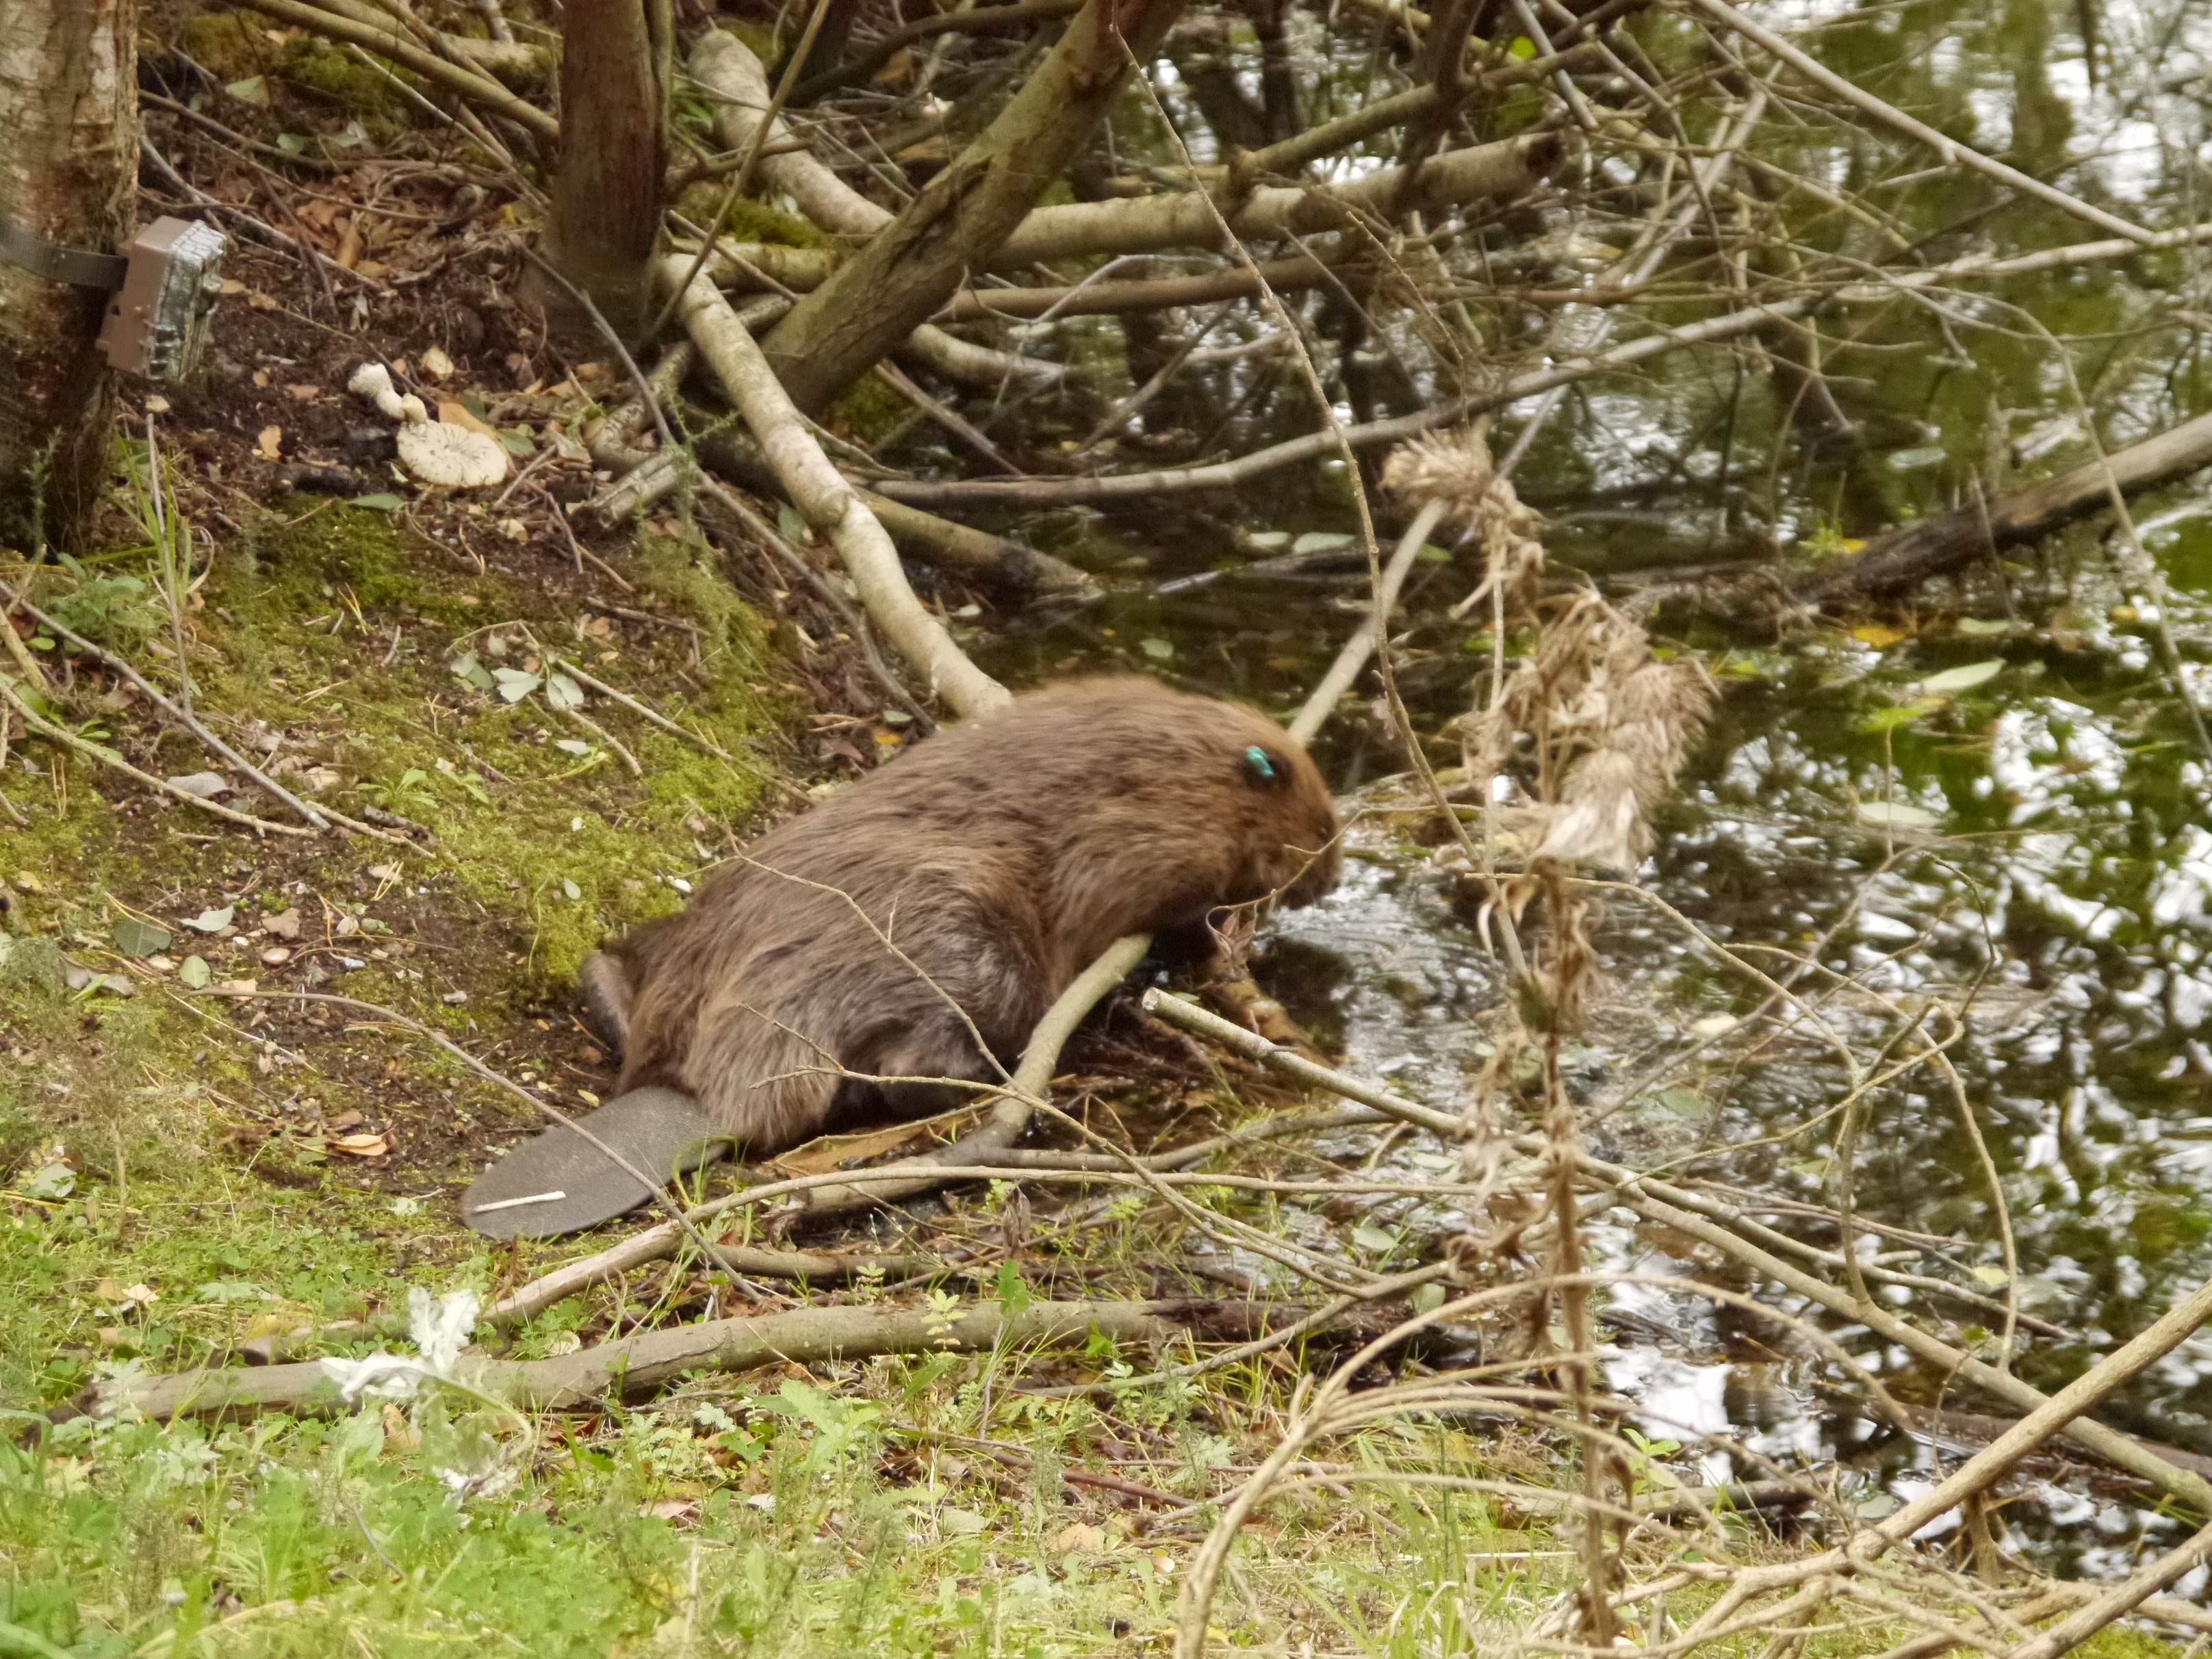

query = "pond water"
(970, 0), (2212, 1573)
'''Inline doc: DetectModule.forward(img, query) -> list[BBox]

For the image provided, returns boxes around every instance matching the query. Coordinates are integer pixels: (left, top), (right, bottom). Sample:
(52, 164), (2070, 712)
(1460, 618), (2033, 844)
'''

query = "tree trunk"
(539, 0), (663, 337)
(0, 0), (136, 553)
(759, 0), (1193, 414)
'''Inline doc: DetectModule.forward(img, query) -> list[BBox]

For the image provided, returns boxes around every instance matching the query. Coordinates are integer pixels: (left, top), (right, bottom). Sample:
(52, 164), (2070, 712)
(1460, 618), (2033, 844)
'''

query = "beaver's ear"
(1242, 744), (1292, 789)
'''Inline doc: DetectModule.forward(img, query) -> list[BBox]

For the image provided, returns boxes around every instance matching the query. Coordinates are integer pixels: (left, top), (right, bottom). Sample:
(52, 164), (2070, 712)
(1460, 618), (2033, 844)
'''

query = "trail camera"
(95, 217), (229, 384)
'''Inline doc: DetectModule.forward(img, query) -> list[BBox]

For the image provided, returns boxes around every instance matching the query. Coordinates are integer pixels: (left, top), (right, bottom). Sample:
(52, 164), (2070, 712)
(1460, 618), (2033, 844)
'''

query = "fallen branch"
(1287, 498), (1446, 747)
(233, 0), (559, 143)
(0, 580), (404, 843)
(90, 1297), (1274, 1422)
(239, 1236), (938, 1363)
(941, 248), (1350, 320)
(756, 0), (1192, 411)
(661, 255), (1013, 717)
(687, 31), (1061, 393)
(0, 674), (313, 838)
(313, 0), (548, 83)
(589, 435), (1095, 602)
(467, 1099), (1375, 1346)
(783, 931), (1154, 1217)
(990, 131), (1567, 264)
(1796, 409), (2212, 607)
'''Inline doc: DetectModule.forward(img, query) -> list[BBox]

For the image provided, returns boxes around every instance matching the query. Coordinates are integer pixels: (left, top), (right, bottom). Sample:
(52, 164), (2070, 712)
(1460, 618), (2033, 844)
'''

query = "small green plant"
(365, 767), (439, 815)
(39, 554), (157, 646)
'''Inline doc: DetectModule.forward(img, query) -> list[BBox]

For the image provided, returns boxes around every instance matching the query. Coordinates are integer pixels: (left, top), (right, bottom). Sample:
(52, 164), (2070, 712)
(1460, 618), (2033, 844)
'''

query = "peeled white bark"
(659, 256), (1012, 719)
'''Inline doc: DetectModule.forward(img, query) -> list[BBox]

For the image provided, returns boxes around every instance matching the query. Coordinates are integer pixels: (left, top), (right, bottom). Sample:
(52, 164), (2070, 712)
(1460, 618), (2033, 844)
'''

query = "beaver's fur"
(580, 677), (1340, 1152)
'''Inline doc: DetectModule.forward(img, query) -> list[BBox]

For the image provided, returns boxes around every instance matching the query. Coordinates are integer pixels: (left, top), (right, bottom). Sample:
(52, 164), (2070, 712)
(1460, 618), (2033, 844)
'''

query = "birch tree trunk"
(758, 0), (1191, 414)
(0, 0), (136, 552)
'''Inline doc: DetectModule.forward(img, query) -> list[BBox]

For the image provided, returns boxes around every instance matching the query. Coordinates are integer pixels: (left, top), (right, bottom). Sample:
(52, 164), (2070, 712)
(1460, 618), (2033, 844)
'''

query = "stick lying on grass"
(0, 674), (313, 838)
(227, 933), (1150, 1361)
(0, 578), (405, 843)
(87, 1297), (1276, 1422)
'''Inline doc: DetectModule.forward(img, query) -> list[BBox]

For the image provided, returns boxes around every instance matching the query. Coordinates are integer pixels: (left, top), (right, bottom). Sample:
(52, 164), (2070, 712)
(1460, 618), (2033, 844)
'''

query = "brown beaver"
(580, 676), (1340, 1153)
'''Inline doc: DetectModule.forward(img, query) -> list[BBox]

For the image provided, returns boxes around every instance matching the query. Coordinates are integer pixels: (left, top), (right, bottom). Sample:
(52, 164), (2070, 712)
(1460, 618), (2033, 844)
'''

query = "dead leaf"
(437, 400), (502, 441)
(420, 345), (455, 381)
(331, 1133), (389, 1158)
(246, 290), (279, 312)
(257, 426), (283, 462)
(214, 978), (259, 996)
(326, 1110), (365, 1131)
(261, 907), (303, 940)
(1053, 1522), (1104, 1552)
(284, 383), (320, 402)
(769, 1103), (986, 1176)
(1851, 622), (1909, 649)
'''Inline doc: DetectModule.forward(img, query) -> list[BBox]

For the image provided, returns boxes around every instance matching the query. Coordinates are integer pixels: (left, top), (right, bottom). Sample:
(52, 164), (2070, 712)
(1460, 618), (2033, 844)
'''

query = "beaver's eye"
(1244, 745), (1287, 786)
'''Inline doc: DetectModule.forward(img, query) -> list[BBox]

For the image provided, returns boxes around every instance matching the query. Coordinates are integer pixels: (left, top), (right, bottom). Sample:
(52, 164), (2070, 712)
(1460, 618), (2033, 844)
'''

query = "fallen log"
(81, 1297), (1276, 1422)
(583, 413), (1096, 602)
(1798, 409), (2212, 607)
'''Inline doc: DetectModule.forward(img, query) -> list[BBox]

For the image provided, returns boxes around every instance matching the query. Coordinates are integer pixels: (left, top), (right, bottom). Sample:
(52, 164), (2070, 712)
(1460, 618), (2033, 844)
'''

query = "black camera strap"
(0, 218), (130, 293)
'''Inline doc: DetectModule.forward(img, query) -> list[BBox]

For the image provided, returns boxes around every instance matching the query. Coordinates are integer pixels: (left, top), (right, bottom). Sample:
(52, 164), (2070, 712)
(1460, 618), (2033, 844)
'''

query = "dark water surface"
(968, 0), (2212, 1574)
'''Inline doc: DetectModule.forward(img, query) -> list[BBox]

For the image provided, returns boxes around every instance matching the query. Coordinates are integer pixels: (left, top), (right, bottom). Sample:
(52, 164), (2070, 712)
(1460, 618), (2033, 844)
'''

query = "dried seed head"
(1383, 426), (1497, 518)
(1388, 427), (1549, 614)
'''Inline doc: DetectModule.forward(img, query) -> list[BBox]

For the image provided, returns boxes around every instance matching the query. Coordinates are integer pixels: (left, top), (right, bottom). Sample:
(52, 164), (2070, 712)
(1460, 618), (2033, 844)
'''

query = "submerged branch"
(1797, 409), (2212, 606)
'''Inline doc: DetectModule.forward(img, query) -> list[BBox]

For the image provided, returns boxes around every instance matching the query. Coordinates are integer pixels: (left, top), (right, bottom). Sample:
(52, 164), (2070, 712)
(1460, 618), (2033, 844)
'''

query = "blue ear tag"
(1246, 745), (1277, 779)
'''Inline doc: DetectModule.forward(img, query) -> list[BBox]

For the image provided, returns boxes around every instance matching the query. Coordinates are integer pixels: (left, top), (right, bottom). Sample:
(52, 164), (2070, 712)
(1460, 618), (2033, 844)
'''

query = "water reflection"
(971, 0), (2212, 1578)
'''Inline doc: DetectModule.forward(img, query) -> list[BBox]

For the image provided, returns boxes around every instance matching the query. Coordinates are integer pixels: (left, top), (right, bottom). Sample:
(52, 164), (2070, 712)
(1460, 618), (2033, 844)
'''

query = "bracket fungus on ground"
(348, 362), (509, 489)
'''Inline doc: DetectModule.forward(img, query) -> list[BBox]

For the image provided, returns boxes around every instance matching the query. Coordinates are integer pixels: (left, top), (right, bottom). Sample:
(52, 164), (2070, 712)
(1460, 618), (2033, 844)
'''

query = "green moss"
(186, 500), (785, 986)
(278, 38), (412, 122)
(825, 370), (916, 448)
(0, 489), (795, 1410)
(177, 10), (278, 81)
(630, 522), (764, 655)
(673, 188), (830, 250)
